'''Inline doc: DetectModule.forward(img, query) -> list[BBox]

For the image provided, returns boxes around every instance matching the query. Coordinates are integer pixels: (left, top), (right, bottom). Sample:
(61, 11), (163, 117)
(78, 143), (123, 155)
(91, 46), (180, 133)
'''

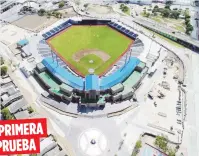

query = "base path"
(72, 49), (110, 62)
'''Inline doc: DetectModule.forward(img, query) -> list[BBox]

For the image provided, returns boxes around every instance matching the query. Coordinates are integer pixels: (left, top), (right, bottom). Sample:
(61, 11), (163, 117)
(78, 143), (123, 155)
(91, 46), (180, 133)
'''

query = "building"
(40, 136), (57, 156)
(8, 98), (27, 114)
(110, 83), (124, 95)
(14, 110), (29, 119)
(17, 39), (29, 48)
(0, 0), (17, 13)
(84, 74), (100, 100)
(118, 0), (152, 5)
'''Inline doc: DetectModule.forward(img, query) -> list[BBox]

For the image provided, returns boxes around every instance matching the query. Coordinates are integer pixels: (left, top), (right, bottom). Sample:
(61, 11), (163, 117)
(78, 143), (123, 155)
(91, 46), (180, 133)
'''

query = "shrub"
(154, 135), (168, 152)
(0, 57), (4, 65)
(1, 65), (8, 76)
(58, 1), (65, 8)
(38, 9), (46, 16)
(27, 106), (34, 114)
(2, 108), (14, 120)
(135, 140), (142, 149)
(84, 3), (89, 8)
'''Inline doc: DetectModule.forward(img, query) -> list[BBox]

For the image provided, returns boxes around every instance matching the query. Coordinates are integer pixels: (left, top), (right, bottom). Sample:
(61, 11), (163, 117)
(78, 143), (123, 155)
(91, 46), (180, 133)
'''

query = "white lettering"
(16, 139), (22, 151)
(29, 139), (36, 151)
(2, 140), (9, 151)
(23, 123), (29, 135)
(23, 139), (29, 151)
(0, 122), (44, 136)
(29, 123), (36, 135)
(15, 124), (24, 135)
(4, 124), (11, 136)
(0, 125), (4, 136)
(37, 123), (43, 135)
(1, 139), (36, 152)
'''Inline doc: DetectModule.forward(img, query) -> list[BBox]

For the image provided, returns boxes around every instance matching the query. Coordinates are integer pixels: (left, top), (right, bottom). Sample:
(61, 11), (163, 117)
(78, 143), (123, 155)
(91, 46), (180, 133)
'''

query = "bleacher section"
(108, 22), (138, 40)
(130, 39), (144, 57)
(38, 40), (67, 68)
(42, 21), (72, 40)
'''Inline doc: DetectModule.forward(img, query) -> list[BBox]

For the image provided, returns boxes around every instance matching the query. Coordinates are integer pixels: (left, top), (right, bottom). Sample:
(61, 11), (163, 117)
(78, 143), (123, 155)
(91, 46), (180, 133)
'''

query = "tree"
(84, 3), (89, 8)
(154, 135), (168, 152)
(122, 6), (128, 12)
(153, 12), (158, 16)
(145, 13), (150, 18)
(168, 148), (176, 156)
(162, 9), (170, 18)
(120, 4), (125, 9)
(2, 108), (13, 120)
(46, 11), (52, 18)
(1, 65), (8, 76)
(185, 14), (190, 19)
(154, 5), (159, 9)
(165, 5), (171, 10)
(0, 56), (4, 65)
(135, 140), (142, 149)
(170, 10), (180, 19)
(38, 9), (46, 16)
(27, 106), (34, 114)
(185, 17), (190, 25)
(143, 10), (146, 15)
(58, 1), (65, 8)
(186, 23), (193, 34)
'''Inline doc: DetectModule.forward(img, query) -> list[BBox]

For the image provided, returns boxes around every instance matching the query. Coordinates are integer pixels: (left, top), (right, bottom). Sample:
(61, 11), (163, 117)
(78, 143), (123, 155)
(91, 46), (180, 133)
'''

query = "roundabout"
(78, 128), (108, 156)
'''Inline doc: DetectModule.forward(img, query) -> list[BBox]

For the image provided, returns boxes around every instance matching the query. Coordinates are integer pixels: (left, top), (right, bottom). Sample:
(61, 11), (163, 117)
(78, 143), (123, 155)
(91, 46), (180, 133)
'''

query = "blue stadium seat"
(54, 27), (59, 32)
(50, 30), (55, 34)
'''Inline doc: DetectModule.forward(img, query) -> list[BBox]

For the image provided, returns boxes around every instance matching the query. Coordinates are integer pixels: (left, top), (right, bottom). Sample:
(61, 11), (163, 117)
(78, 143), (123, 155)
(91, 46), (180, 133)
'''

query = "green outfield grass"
(48, 25), (132, 76)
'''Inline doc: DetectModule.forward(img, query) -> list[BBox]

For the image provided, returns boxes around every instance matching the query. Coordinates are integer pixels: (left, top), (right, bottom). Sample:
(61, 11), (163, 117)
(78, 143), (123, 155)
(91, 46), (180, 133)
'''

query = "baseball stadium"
(34, 19), (148, 107)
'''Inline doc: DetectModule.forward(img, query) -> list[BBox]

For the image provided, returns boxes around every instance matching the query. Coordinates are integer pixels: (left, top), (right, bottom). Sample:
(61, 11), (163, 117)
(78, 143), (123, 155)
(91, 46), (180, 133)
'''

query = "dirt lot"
(12, 15), (58, 32)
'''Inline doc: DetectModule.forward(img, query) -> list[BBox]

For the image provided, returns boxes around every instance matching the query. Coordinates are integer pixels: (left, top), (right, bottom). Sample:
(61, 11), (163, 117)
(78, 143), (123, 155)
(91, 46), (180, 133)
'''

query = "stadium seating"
(42, 20), (72, 40)
(107, 22), (137, 40)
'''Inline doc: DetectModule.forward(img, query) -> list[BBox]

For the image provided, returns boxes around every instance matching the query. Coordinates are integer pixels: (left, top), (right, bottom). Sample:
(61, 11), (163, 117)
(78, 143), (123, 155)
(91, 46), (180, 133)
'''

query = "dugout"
(77, 19), (111, 25)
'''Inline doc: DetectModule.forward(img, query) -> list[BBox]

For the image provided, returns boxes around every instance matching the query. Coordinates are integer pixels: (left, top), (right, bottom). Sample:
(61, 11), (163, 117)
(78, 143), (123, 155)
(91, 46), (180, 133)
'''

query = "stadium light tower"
(56, 54), (59, 67)
(51, 50), (54, 62)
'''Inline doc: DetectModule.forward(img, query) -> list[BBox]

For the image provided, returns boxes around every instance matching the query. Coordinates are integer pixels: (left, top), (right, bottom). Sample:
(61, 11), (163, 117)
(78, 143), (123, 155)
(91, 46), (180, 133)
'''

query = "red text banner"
(0, 118), (47, 155)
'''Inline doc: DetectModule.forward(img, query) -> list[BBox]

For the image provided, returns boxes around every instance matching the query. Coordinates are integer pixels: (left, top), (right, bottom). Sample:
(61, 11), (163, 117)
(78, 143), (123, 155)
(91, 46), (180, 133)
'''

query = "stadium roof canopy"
(100, 57), (140, 90)
(41, 57), (140, 91)
(85, 74), (99, 91)
(42, 58), (84, 90)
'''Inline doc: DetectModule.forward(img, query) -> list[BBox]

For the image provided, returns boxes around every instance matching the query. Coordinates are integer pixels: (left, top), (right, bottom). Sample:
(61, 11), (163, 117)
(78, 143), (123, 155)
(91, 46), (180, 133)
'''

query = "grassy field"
(48, 25), (132, 76)
(79, 54), (103, 70)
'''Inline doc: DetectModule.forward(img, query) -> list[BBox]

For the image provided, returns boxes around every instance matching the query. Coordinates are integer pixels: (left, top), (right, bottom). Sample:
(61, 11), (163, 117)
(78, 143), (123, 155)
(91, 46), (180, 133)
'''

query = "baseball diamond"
(47, 25), (133, 76)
